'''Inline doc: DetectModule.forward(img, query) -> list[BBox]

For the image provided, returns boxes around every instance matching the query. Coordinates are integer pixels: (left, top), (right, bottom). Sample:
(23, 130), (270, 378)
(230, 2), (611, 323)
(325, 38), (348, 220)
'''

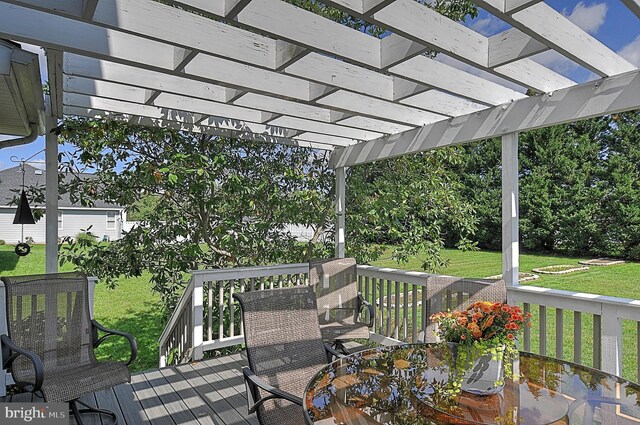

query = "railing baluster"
(421, 286), (428, 337)
(412, 285), (417, 343)
(523, 303), (531, 352)
(574, 311), (582, 364)
(218, 280), (224, 340)
(594, 314), (602, 370)
(259, 276), (265, 291)
(269, 275), (274, 290)
(207, 281), (213, 341)
(637, 322), (640, 382)
(556, 308), (563, 359)
(394, 281), (400, 339)
(386, 279), (392, 337)
(365, 276), (370, 306)
(539, 305), (547, 356)
(402, 282), (408, 341)
(371, 277), (377, 335)
(229, 284), (235, 338)
(379, 278), (384, 336)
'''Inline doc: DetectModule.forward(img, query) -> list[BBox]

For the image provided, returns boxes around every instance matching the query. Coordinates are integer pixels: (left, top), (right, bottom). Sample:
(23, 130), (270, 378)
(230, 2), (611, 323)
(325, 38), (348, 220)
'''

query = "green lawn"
(0, 244), (162, 372)
(372, 248), (640, 299)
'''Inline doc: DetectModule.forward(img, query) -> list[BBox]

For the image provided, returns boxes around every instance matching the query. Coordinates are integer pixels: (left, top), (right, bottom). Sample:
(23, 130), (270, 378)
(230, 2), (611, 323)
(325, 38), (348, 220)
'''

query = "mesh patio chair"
(0, 272), (137, 425)
(234, 286), (342, 425)
(420, 276), (507, 343)
(309, 258), (374, 353)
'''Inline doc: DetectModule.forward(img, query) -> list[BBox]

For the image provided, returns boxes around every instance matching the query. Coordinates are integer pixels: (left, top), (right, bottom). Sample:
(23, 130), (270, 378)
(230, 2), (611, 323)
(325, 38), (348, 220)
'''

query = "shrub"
(0, 240), (5, 245)
(75, 232), (97, 246)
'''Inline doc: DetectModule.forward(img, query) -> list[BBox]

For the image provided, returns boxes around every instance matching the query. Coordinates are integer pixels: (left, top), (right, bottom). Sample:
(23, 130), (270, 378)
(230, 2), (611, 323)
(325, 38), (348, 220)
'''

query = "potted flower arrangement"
(430, 301), (531, 396)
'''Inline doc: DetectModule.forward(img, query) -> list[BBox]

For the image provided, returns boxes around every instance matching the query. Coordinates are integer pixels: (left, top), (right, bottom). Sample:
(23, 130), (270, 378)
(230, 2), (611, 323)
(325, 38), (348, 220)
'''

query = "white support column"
(600, 304), (622, 376)
(335, 167), (346, 258)
(45, 113), (59, 273)
(502, 133), (519, 289)
(191, 276), (204, 361)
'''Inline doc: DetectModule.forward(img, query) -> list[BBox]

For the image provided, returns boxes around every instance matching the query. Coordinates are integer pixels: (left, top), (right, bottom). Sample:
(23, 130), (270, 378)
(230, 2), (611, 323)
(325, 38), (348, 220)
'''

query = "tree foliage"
(54, 118), (334, 307)
(452, 111), (640, 259)
(347, 148), (478, 271)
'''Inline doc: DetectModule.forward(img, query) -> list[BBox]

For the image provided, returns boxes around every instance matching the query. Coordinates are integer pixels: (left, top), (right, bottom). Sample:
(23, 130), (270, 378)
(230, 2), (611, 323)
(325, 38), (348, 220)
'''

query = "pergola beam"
(63, 94), (360, 148)
(62, 105), (337, 151)
(330, 70), (640, 168)
(622, 0), (640, 18)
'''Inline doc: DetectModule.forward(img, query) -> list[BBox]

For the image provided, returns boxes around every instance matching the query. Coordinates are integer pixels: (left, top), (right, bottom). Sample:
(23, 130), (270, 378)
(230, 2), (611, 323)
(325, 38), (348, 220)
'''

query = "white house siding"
(0, 207), (123, 244)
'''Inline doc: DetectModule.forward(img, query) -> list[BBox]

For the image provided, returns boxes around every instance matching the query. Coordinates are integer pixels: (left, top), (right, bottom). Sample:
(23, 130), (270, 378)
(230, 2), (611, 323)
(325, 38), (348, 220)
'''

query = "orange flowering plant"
(430, 301), (532, 393)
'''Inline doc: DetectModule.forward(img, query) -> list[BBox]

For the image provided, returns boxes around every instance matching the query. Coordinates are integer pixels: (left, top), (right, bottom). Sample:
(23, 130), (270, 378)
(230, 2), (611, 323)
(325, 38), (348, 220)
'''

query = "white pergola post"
(502, 133), (519, 289)
(335, 167), (346, 258)
(45, 112), (58, 273)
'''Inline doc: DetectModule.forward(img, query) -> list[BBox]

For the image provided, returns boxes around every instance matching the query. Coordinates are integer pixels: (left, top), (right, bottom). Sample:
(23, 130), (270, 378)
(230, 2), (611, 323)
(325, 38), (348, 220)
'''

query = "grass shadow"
(0, 250), (20, 273)
(93, 302), (165, 373)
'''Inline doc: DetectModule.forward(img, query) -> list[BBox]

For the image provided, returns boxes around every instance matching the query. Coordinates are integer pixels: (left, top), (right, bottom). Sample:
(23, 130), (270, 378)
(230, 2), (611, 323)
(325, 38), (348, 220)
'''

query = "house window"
(106, 211), (117, 230)
(58, 211), (63, 230)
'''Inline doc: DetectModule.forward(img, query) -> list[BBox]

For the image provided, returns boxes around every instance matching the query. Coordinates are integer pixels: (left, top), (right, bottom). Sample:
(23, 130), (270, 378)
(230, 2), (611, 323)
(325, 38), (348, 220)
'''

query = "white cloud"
(618, 35), (640, 67)
(564, 2), (607, 35)
(469, 15), (509, 36)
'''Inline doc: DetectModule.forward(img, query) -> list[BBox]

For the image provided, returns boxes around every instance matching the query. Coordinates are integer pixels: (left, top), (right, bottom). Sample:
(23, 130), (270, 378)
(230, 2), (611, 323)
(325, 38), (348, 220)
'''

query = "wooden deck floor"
(4, 352), (258, 425)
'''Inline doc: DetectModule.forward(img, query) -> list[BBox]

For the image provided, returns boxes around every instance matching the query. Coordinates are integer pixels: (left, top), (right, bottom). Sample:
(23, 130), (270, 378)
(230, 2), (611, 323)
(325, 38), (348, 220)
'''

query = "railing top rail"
(159, 275), (196, 344)
(191, 263), (309, 281)
(356, 265), (486, 287)
(508, 285), (640, 320)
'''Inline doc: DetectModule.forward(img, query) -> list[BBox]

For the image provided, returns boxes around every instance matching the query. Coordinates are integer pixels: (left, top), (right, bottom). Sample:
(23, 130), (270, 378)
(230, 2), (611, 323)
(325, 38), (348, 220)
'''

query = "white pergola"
(0, 0), (638, 284)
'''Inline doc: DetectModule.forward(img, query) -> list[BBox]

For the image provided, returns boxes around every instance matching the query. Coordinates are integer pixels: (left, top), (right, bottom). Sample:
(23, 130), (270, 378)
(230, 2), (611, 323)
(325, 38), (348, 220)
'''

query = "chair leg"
(70, 399), (117, 425)
(333, 340), (350, 355)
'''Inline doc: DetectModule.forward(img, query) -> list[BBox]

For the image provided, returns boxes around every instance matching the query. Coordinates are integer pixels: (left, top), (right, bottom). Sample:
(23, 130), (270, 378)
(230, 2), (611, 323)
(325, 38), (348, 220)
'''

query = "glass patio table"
(303, 344), (640, 425)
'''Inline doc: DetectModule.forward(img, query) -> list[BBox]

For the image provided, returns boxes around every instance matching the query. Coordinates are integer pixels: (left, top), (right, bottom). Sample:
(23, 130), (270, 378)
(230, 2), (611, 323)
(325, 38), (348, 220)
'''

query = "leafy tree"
(347, 148), (478, 272)
(54, 118), (334, 308)
(126, 194), (161, 221)
(287, 0), (478, 37)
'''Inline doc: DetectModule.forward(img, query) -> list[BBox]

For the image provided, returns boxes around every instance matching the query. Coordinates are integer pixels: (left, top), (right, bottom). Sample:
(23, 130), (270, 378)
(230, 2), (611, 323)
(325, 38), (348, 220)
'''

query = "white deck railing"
(159, 264), (640, 381)
(158, 263), (309, 367)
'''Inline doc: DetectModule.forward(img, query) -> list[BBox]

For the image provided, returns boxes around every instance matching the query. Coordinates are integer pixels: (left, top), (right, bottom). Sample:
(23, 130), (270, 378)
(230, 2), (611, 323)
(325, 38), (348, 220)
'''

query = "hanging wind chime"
(12, 159), (35, 256)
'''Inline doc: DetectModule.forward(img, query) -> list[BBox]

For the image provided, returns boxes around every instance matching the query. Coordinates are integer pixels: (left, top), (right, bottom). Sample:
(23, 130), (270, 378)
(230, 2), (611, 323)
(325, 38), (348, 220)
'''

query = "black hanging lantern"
(13, 190), (35, 224)
(10, 157), (37, 257)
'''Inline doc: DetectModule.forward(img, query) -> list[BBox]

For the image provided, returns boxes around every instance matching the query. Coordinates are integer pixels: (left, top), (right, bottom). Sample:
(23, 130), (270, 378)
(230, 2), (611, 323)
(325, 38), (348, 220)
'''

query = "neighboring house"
(0, 164), (125, 244)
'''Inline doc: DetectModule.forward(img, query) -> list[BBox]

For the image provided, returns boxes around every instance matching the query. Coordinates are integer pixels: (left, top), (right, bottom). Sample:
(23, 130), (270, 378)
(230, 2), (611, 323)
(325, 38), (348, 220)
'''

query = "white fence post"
(601, 304), (622, 376)
(192, 275), (204, 361)
(335, 167), (346, 258)
(502, 133), (519, 297)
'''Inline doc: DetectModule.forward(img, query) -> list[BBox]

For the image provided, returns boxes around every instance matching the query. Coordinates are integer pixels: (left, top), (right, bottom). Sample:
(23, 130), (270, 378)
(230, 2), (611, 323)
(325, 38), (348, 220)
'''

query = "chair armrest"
(1, 334), (44, 392)
(358, 293), (375, 328)
(324, 343), (345, 362)
(91, 320), (138, 366)
(242, 367), (302, 414)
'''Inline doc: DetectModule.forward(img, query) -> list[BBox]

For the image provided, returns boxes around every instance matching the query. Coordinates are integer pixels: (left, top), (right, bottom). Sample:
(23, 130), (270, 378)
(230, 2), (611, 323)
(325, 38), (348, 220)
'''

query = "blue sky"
(1, 1), (638, 170)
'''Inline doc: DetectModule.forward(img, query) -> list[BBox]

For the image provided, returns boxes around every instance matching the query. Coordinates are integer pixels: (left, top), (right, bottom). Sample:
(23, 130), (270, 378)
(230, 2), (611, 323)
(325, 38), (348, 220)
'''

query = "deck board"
(2, 354), (256, 425)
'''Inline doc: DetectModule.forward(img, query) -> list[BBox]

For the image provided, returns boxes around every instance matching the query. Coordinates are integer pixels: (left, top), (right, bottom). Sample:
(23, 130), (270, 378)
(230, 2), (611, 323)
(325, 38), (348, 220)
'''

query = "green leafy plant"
(430, 301), (531, 394)
(75, 231), (98, 246)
